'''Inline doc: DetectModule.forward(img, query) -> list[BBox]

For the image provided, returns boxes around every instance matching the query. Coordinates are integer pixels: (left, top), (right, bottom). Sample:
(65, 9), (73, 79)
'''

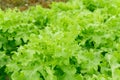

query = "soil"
(0, 0), (67, 11)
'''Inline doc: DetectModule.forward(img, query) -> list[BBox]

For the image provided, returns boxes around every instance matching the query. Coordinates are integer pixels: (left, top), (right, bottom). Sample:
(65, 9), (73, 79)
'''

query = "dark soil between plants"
(0, 0), (67, 11)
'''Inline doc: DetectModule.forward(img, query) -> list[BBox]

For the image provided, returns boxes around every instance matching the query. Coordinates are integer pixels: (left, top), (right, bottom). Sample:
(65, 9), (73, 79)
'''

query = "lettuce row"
(0, 0), (120, 80)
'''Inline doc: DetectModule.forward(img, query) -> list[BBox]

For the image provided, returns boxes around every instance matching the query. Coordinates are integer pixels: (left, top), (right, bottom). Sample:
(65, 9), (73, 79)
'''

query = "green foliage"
(0, 0), (120, 80)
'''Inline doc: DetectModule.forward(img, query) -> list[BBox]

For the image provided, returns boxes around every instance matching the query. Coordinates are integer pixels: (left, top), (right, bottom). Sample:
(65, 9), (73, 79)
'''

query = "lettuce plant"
(0, 0), (120, 80)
